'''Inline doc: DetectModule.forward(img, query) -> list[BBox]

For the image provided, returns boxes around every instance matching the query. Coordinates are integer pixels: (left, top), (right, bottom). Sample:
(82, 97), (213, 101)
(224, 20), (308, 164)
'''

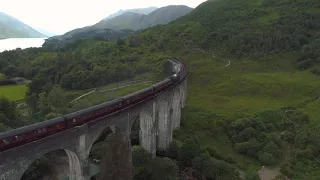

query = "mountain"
(47, 5), (193, 46)
(95, 5), (193, 30)
(0, 11), (46, 38)
(104, 7), (158, 20)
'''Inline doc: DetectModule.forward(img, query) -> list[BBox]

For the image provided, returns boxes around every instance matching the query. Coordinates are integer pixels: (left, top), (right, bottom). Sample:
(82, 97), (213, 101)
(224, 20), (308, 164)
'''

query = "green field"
(0, 84), (28, 101)
(73, 81), (153, 108)
(169, 49), (320, 171)
(70, 73), (154, 110)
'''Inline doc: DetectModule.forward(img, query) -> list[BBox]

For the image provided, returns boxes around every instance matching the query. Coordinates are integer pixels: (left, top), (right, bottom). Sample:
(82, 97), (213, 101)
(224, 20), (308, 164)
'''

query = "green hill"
(143, 0), (320, 69)
(43, 5), (193, 51)
(133, 0), (320, 179)
(1, 0), (320, 179)
(42, 28), (135, 50)
(54, 5), (193, 41)
(0, 12), (46, 38)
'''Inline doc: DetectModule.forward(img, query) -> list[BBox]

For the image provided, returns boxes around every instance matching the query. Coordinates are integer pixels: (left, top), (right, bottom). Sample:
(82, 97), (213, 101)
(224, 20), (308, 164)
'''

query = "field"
(70, 73), (154, 109)
(0, 73), (4, 80)
(0, 84), (28, 101)
(169, 48), (320, 171)
(73, 81), (153, 108)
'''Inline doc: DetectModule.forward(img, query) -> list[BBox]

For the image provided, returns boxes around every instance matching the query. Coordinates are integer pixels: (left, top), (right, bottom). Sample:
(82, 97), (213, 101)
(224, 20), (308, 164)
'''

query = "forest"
(1, 0), (320, 179)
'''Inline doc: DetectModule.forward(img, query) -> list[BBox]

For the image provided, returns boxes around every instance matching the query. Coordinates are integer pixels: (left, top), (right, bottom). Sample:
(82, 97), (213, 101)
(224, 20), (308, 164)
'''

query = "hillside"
(0, 12), (46, 38)
(95, 5), (193, 30)
(1, 0), (320, 179)
(104, 7), (157, 20)
(132, 0), (320, 179)
(150, 0), (320, 68)
(42, 28), (136, 50)
(51, 5), (193, 43)
(95, 12), (144, 30)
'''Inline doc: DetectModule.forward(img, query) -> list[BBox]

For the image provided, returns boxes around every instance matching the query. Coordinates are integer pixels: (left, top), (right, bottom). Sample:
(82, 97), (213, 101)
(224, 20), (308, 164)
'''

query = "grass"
(259, 11), (280, 24)
(0, 84), (28, 101)
(75, 82), (153, 106)
(175, 49), (320, 118)
(174, 106), (261, 171)
(72, 73), (154, 108)
(166, 47), (320, 171)
(0, 73), (4, 80)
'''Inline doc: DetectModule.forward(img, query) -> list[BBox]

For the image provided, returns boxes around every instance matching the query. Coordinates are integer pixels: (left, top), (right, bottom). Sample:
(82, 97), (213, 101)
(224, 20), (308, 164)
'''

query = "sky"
(1, 0), (206, 35)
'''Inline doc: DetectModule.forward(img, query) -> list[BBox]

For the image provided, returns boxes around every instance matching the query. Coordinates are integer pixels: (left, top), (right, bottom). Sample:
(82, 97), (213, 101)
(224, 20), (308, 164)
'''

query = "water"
(0, 38), (47, 52)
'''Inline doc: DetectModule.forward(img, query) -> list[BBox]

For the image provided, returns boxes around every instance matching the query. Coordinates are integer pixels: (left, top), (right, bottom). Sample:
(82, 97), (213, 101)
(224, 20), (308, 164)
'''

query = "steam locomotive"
(0, 59), (187, 152)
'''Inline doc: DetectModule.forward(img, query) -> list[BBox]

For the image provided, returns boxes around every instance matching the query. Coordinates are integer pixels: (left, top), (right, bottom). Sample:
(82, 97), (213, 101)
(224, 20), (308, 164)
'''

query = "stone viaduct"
(0, 59), (188, 180)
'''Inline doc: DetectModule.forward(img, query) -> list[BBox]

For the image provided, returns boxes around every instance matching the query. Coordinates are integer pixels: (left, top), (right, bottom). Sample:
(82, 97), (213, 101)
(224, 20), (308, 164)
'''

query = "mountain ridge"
(104, 7), (158, 20)
(0, 11), (47, 38)
(46, 5), (193, 47)
(95, 5), (193, 30)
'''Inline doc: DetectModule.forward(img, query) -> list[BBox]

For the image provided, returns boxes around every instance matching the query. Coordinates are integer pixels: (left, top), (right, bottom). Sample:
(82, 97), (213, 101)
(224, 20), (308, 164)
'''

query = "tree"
(0, 123), (7, 132)
(47, 86), (67, 110)
(167, 140), (182, 159)
(145, 157), (178, 180)
(132, 146), (151, 180)
(192, 151), (211, 171)
(0, 98), (21, 128)
(132, 146), (151, 169)
(37, 92), (51, 117)
(244, 171), (260, 180)
(179, 137), (202, 164)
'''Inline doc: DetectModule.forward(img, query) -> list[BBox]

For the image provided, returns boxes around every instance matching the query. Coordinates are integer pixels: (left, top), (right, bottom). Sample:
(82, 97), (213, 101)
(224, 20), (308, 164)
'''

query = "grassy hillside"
(141, 0), (320, 68)
(131, 0), (320, 179)
(42, 28), (135, 50)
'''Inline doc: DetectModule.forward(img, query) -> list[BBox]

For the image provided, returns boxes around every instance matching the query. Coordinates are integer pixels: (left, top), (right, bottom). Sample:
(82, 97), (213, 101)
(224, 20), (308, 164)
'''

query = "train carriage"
(152, 78), (173, 94)
(0, 117), (65, 151)
(121, 86), (155, 108)
(64, 98), (123, 127)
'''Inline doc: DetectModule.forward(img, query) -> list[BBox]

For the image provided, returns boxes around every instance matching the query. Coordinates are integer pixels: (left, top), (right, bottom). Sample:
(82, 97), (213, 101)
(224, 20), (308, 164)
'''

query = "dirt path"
(70, 88), (97, 103)
(258, 166), (284, 180)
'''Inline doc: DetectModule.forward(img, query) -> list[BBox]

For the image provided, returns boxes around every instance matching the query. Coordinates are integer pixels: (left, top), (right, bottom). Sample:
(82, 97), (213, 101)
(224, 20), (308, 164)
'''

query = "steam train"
(0, 59), (187, 152)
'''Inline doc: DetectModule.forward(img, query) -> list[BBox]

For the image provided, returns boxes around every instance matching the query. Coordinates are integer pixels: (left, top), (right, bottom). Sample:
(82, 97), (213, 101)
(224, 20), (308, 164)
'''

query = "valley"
(0, 0), (320, 179)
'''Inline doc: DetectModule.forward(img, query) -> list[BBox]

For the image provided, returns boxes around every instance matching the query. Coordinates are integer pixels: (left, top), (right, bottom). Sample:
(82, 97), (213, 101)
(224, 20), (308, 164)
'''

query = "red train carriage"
(153, 78), (172, 94)
(121, 86), (155, 108)
(64, 98), (123, 127)
(0, 117), (65, 152)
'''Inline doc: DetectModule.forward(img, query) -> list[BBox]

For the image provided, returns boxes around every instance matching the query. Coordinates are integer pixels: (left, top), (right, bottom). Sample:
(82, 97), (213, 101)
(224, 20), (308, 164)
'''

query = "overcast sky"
(1, 0), (206, 35)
